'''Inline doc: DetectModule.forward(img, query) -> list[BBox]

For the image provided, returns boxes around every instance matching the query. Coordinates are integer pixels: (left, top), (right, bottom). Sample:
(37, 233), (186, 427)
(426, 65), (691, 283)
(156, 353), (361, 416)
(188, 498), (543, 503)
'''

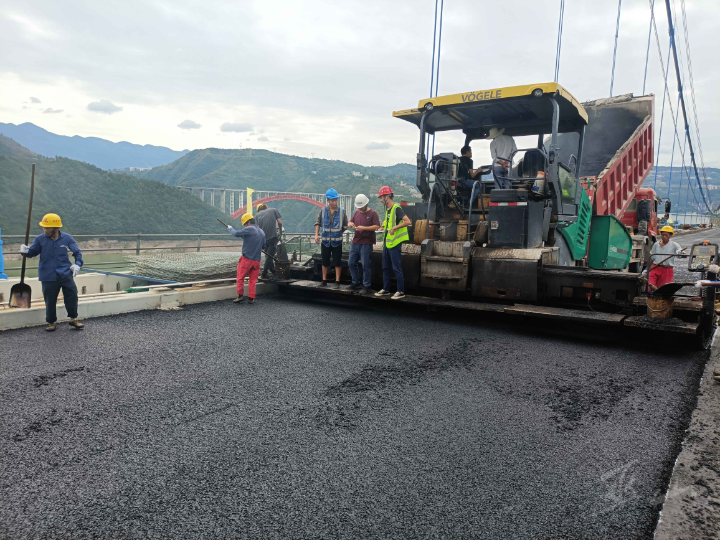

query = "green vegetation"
(0, 135), (241, 236)
(128, 148), (420, 231)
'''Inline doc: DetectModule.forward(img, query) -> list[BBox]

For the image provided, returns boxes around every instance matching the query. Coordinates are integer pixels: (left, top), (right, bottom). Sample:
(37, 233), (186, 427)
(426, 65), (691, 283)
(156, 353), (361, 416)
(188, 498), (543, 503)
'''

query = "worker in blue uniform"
(20, 213), (85, 331)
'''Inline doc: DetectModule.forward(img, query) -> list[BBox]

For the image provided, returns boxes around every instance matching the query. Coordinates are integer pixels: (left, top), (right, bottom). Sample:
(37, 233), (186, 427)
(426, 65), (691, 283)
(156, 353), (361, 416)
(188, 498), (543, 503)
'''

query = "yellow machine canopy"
(393, 82), (588, 139)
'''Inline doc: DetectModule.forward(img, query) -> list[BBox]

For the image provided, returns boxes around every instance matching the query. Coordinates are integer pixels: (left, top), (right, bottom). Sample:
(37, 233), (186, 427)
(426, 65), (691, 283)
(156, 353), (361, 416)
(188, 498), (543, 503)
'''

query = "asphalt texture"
(0, 293), (709, 539)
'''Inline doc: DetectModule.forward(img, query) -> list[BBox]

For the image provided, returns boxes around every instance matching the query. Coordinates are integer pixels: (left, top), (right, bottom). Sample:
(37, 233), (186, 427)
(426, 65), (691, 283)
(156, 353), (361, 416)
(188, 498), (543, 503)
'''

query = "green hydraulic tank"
(587, 215), (632, 270)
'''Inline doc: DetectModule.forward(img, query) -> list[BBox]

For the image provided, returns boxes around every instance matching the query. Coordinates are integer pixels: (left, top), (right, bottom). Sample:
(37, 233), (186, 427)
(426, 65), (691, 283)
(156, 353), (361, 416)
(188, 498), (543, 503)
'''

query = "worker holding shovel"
(647, 226), (683, 288)
(226, 213), (266, 305)
(20, 213), (84, 331)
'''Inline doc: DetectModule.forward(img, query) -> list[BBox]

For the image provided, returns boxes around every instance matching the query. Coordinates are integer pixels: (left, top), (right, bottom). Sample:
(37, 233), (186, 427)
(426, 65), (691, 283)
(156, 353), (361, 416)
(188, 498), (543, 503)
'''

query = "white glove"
(20, 244), (29, 254)
(227, 225), (233, 231)
(70, 264), (80, 277)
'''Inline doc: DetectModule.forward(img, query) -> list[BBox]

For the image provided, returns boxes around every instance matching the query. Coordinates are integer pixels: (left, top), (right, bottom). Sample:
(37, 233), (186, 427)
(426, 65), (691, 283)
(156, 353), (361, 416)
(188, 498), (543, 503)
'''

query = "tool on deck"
(9, 164), (35, 309)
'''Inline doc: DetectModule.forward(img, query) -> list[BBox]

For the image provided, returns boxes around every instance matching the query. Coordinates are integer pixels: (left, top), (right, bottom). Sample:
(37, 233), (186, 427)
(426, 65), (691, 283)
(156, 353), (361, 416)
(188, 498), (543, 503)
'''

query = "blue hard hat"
(325, 188), (339, 200)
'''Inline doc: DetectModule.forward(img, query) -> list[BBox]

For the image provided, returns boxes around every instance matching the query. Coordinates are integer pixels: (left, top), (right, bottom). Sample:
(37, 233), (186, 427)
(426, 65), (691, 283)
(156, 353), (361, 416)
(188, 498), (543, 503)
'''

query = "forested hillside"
(0, 136), (238, 236)
(128, 148), (420, 232)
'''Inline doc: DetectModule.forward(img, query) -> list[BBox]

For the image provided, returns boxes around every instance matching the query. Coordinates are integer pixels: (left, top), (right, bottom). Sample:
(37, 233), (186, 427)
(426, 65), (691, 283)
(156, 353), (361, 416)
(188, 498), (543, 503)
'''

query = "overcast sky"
(1, 0), (718, 168)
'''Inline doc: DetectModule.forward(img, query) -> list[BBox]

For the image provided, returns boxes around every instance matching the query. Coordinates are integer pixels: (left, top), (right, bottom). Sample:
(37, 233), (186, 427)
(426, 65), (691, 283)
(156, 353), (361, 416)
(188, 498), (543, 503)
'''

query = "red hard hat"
(378, 186), (393, 197)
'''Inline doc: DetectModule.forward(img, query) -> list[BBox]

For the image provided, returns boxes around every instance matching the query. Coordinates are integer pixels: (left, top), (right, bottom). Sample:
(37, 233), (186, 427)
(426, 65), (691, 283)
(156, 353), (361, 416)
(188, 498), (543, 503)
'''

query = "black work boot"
(233, 295), (246, 303)
(320, 280), (328, 287)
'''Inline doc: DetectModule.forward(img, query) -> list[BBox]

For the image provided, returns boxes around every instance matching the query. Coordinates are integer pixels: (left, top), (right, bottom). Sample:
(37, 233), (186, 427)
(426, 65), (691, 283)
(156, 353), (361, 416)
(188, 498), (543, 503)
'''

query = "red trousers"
(237, 256), (261, 298)
(649, 265), (674, 288)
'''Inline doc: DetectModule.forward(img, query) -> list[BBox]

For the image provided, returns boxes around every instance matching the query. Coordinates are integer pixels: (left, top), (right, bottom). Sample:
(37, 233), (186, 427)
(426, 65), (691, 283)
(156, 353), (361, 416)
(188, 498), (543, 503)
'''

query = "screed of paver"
(0, 295), (707, 538)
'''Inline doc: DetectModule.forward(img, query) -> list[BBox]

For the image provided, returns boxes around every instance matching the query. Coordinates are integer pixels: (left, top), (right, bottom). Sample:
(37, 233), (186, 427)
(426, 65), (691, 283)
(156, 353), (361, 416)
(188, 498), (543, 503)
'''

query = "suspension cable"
(431, 0), (444, 159)
(652, 36), (673, 191)
(666, 95), (681, 203)
(425, 0), (439, 164)
(679, 0), (709, 201)
(674, 127), (688, 224)
(649, 0), (692, 189)
(663, 0), (716, 215)
(642, 0), (655, 94)
(609, 0), (622, 96)
(554, 0), (565, 82)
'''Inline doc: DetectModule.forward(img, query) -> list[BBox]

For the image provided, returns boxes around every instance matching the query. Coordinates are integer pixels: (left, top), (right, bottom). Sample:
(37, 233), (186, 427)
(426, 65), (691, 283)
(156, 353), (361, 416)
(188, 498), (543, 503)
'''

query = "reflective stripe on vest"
(321, 206), (344, 247)
(383, 203), (409, 248)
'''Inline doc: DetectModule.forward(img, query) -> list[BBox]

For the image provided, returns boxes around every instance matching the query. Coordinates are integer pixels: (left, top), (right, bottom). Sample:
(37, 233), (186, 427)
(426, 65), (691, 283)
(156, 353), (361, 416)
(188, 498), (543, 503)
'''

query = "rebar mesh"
(129, 252), (240, 282)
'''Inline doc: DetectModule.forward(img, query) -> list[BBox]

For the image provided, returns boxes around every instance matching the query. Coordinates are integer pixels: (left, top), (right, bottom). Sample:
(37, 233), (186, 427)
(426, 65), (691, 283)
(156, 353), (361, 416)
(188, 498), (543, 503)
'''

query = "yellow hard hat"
(660, 225), (674, 234)
(256, 203), (268, 211)
(240, 213), (254, 225)
(39, 213), (62, 228)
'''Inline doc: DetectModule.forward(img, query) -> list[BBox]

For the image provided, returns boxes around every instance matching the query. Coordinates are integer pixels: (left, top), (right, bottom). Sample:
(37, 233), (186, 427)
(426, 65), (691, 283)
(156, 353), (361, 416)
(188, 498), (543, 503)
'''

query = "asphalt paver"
(0, 294), (708, 538)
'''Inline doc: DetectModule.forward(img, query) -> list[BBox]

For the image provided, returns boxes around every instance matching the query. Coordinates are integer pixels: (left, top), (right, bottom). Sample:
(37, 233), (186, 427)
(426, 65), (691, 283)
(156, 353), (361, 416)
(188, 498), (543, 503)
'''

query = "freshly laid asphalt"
(0, 293), (708, 539)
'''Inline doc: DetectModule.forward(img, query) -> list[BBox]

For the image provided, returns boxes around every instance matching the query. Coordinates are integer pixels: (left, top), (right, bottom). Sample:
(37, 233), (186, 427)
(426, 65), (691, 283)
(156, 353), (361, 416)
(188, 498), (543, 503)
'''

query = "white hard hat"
(354, 193), (370, 208)
(488, 127), (505, 139)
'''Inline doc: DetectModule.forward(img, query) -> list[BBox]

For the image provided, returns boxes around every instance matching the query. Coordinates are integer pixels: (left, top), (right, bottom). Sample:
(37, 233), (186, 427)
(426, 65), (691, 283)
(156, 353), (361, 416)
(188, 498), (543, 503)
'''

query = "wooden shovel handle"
(20, 164), (35, 285)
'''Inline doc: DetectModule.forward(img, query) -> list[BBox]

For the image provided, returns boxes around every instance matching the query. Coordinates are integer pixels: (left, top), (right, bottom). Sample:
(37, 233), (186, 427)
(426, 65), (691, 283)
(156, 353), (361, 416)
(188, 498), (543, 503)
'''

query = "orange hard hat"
(378, 186), (393, 197)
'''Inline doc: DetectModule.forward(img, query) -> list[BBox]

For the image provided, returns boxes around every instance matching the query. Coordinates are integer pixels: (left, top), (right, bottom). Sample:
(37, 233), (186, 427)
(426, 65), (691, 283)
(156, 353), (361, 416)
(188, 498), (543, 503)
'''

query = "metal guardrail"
(1, 231), (358, 271)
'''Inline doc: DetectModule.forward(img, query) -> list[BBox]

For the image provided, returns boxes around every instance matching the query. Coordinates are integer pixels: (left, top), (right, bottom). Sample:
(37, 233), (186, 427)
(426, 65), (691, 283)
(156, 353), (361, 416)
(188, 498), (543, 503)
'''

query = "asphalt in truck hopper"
(0, 295), (708, 538)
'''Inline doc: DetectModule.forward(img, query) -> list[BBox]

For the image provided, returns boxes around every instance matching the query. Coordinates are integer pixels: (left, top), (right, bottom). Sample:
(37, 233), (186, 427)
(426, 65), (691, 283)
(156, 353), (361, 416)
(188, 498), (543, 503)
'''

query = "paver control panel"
(688, 243), (719, 271)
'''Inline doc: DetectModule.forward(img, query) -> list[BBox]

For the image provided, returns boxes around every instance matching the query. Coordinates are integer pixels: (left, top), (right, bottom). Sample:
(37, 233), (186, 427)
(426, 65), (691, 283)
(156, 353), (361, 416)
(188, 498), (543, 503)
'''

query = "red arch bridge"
(173, 188), (353, 220)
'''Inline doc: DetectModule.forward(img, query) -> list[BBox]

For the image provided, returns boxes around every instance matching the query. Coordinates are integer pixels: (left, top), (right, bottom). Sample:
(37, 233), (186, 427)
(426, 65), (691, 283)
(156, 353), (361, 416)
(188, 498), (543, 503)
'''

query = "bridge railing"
(0, 231), (355, 272)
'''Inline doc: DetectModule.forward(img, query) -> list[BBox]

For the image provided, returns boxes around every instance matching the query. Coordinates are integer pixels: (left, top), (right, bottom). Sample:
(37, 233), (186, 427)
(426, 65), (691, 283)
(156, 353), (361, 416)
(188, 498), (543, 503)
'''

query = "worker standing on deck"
(648, 226), (683, 288)
(20, 213), (84, 331)
(314, 188), (347, 288)
(489, 127), (517, 189)
(227, 213), (266, 304)
(375, 186), (411, 300)
(255, 203), (282, 279)
(348, 194), (380, 293)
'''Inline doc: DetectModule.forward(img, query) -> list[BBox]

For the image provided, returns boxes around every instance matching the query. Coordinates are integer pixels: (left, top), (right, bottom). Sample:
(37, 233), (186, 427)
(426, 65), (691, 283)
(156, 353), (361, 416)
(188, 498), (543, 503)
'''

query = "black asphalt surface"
(0, 292), (708, 539)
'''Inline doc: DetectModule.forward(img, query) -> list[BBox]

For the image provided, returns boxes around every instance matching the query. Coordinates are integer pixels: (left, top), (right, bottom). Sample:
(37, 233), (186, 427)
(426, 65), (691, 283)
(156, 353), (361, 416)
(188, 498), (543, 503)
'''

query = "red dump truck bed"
(578, 94), (655, 219)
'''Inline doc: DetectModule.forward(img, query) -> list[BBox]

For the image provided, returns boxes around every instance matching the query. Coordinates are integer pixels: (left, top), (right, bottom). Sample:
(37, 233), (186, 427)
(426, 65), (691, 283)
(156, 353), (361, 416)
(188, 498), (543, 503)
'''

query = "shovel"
(9, 164), (35, 309)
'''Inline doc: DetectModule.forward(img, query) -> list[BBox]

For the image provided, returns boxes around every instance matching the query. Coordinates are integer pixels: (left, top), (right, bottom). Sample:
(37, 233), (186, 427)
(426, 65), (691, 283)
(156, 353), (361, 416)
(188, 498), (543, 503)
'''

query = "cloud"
(258, 136), (269, 141)
(220, 122), (253, 133)
(87, 100), (123, 114)
(42, 107), (64, 114)
(177, 119), (201, 129)
(284, 137), (291, 141)
(365, 141), (391, 151)
(30, 96), (41, 104)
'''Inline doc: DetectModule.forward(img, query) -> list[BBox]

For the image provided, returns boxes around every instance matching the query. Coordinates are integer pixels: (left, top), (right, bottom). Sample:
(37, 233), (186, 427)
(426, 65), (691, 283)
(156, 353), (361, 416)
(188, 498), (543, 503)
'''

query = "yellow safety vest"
(383, 203), (409, 248)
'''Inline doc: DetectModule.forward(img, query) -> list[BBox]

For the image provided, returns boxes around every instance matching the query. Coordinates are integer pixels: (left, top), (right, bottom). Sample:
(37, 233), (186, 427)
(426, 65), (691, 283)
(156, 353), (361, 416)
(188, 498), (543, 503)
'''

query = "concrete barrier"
(0, 272), (145, 303)
(0, 282), (278, 331)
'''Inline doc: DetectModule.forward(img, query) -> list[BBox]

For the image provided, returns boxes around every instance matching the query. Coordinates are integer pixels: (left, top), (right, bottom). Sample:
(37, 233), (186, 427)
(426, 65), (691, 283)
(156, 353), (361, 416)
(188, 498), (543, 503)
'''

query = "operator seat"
(517, 149), (546, 178)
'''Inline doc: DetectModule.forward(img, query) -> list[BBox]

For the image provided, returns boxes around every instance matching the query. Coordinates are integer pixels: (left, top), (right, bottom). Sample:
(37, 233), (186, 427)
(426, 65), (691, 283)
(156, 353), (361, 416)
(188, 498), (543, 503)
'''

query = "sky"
(1, 0), (719, 169)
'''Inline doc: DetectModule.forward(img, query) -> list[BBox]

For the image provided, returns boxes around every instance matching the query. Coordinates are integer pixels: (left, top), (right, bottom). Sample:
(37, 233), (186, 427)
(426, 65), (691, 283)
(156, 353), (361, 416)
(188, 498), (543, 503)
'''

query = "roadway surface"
(1, 285), (709, 539)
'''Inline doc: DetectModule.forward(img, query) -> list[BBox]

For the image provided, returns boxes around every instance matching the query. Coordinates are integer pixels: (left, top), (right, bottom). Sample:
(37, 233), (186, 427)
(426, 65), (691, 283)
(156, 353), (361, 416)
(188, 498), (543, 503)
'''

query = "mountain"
(0, 122), (188, 170)
(0, 135), (238, 236)
(127, 148), (419, 232)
